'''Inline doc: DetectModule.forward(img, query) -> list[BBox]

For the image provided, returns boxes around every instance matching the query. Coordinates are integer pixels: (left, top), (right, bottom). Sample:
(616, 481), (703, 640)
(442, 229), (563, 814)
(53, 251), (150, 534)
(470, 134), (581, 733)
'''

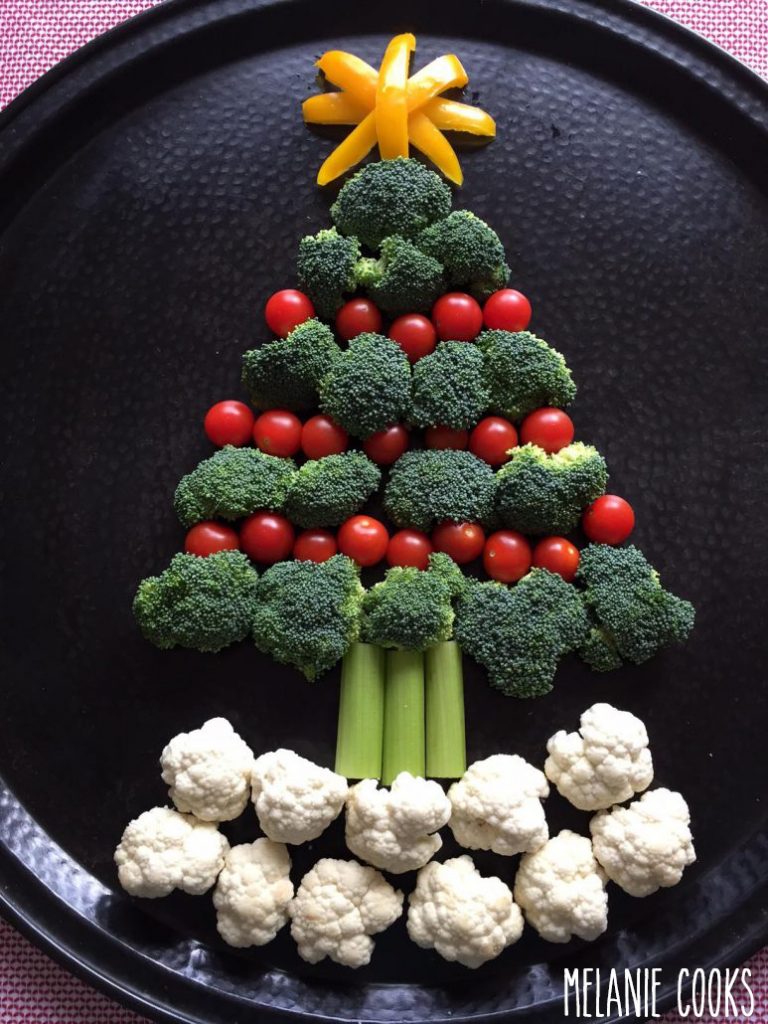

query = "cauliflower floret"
(213, 839), (294, 947)
(114, 806), (228, 898)
(252, 749), (348, 844)
(514, 830), (608, 943)
(545, 702), (653, 811)
(345, 772), (451, 874)
(590, 788), (696, 897)
(448, 754), (549, 856)
(289, 858), (403, 968)
(407, 855), (523, 968)
(161, 717), (255, 822)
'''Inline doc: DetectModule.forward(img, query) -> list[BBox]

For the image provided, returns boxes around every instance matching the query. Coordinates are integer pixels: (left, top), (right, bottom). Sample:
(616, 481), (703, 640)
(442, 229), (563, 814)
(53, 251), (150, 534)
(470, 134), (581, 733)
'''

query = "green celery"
(335, 643), (385, 780)
(382, 649), (425, 784)
(425, 641), (466, 779)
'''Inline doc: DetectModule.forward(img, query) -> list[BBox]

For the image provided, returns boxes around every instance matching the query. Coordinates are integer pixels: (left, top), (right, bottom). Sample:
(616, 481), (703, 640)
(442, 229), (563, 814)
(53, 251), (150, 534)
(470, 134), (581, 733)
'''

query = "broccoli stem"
(335, 643), (385, 780)
(425, 641), (466, 779)
(382, 649), (425, 785)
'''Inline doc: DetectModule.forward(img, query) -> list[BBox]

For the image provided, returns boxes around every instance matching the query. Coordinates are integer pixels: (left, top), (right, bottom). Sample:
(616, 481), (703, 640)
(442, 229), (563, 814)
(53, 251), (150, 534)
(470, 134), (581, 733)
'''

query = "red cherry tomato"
(337, 515), (389, 567)
(293, 529), (338, 563)
(582, 495), (636, 545)
(265, 289), (315, 337)
(335, 298), (383, 341)
(431, 522), (485, 565)
(425, 426), (469, 451)
(519, 407), (575, 453)
(363, 424), (410, 465)
(388, 314), (437, 363)
(203, 400), (255, 447)
(469, 416), (518, 465)
(240, 512), (295, 564)
(532, 536), (580, 582)
(432, 293), (483, 342)
(184, 521), (240, 557)
(483, 530), (532, 583)
(387, 529), (433, 570)
(482, 289), (533, 332)
(253, 409), (302, 457)
(301, 415), (349, 459)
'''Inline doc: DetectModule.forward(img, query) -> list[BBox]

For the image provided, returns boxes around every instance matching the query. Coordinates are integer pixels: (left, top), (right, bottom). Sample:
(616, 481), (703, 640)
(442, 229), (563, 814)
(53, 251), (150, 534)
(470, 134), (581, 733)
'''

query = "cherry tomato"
(253, 409), (302, 457)
(519, 407), (575, 453)
(387, 529), (433, 570)
(240, 512), (295, 564)
(432, 293), (483, 342)
(293, 529), (338, 563)
(337, 515), (389, 567)
(469, 416), (518, 465)
(184, 521), (240, 557)
(582, 495), (636, 545)
(363, 424), (410, 465)
(425, 426), (469, 451)
(432, 522), (485, 565)
(482, 289), (532, 332)
(483, 530), (532, 583)
(264, 289), (315, 337)
(336, 298), (383, 341)
(301, 415), (349, 459)
(388, 314), (437, 363)
(532, 536), (580, 582)
(203, 400), (255, 447)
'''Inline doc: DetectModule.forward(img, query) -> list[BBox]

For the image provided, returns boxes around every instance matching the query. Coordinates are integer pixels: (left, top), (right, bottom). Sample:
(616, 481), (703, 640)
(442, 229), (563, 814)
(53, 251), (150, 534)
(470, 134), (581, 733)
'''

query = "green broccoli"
(319, 332), (411, 437)
(477, 329), (576, 421)
(296, 228), (361, 321)
(416, 210), (510, 300)
(576, 544), (695, 665)
(251, 555), (364, 680)
(331, 157), (452, 249)
(454, 569), (590, 697)
(133, 551), (259, 653)
(409, 342), (490, 430)
(384, 449), (496, 532)
(578, 624), (624, 672)
(355, 235), (445, 315)
(241, 318), (341, 411)
(173, 446), (296, 528)
(495, 442), (608, 535)
(284, 452), (381, 528)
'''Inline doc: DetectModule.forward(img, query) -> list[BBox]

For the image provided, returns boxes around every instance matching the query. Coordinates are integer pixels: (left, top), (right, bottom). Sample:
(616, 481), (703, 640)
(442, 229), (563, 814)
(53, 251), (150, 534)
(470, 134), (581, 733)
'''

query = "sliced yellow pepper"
(316, 51), (378, 107)
(376, 33), (415, 159)
(426, 97), (496, 136)
(317, 111), (378, 186)
(406, 55), (467, 110)
(408, 111), (463, 185)
(303, 92), (369, 125)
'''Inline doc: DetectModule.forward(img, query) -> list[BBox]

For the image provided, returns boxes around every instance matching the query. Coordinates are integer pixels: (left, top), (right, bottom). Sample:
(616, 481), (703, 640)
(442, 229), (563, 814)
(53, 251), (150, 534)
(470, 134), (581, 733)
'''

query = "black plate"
(1, 0), (768, 1021)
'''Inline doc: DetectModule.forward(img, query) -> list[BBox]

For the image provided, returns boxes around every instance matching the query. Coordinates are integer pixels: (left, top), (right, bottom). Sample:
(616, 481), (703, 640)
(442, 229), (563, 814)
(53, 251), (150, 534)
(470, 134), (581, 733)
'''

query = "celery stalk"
(335, 643), (385, 780)
(382, 649), (425, 784)
(426, 641), (466, 779)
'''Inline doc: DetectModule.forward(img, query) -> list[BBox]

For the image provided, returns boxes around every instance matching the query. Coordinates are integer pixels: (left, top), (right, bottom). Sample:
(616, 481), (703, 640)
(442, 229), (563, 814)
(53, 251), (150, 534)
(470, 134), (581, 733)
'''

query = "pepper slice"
(406, 55), (467, 110)
(316, 51), (378, 107)
(376, 33), (416, 159)
(426, 97), (497, 136)
(408, 111), (463, 185)
(317, 111), (378, 186)
(303, 92), (370, 125)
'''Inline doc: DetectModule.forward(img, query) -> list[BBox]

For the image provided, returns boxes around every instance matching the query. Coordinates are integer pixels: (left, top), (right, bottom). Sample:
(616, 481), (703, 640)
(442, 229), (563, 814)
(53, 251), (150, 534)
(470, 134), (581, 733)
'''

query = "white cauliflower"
(114, 806), (228, 898)
(448, 754), (549, 856)
(407, 855), (524, 968)
(161, 717), (255, 822)
(514, 830), (608, 943)
(590, 788), (696, 897)
(345, 772), (451, 874)
(251, 749), (348, 844)
(213, 839), (294, 948)
(545, 702), (653, 811)
(289, 858), (403, 968)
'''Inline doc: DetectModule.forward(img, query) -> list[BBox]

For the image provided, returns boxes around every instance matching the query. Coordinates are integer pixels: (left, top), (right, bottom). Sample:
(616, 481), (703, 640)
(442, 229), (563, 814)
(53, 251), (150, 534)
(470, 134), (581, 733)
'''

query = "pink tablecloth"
(0, 2), (766, 1022)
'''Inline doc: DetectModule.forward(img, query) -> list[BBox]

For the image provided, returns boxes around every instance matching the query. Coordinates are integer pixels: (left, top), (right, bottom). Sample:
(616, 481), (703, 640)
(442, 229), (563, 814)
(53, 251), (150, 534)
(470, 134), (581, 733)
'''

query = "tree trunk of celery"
(425, 641), (466, 779)
(335, 643), (385, 780)
(382, 649), (425, 785)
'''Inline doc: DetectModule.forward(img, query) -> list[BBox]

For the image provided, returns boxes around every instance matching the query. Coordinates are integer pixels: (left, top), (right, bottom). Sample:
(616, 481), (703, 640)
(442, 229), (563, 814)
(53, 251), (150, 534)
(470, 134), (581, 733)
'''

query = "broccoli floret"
(284, 452), (381, 528)
(355, 235), (445, 315)
(331, 157), (452, 249)
(297, 228), (361, 321)
(174, 446), (296, 528)
(576, 544), (695, 665)
(495, 442), (607, 535)
(241, 318), (341, 411)
(251, 555), (364, 680)
(133, 551), (259, 653)
(319, 332), (411, 437)
(416, 210), (510, 300)
(578, 624), (624, 672)
(477, 329), (576, 420)
(384, 449), (496, 532)
(454, 569), (590, 698)
(409, 342), (490, 430)
(427, 551), (472, 600)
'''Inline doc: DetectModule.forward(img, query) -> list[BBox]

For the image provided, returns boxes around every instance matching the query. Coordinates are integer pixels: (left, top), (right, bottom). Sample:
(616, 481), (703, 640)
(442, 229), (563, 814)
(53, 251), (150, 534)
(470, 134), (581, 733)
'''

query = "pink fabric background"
(0, 1), (766, 1022)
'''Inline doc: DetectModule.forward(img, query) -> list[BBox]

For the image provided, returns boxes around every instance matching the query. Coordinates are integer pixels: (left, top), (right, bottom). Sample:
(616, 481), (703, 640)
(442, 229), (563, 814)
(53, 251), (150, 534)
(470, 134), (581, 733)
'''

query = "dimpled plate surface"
(0, 0), (767, 1021)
